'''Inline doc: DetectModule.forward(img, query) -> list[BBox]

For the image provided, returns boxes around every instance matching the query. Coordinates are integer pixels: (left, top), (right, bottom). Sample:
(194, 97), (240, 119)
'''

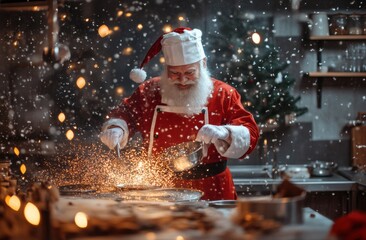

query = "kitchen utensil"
(329, 14), (348, 35)
(236, 193), (306, 225)
(209, 200), (237, 208)
(116, 142), (121, 158)
(280, 165), (311, 179)
(117, 188), (203, 202)
(308, 160), (338, 177)
(162, 141), (203, 172)
(347, 14), (363, 35)
(310, 12), (329, 36)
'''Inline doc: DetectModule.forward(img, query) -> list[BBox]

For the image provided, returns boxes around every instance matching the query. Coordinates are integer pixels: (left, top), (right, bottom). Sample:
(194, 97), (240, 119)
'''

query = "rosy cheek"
(190, 76), (198, 81)
(168, 75), (177, 80)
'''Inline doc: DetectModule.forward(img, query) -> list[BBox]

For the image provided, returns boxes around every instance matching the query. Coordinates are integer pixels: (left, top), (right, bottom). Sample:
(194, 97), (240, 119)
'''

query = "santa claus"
(100, 27), (259, 200)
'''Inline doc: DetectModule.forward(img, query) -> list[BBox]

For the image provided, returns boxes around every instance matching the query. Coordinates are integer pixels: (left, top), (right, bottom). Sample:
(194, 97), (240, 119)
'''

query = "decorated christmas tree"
(207, 12), (307, 128)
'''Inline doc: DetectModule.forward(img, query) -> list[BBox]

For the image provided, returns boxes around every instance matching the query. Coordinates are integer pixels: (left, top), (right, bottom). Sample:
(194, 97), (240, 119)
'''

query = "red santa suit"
(103, 77), (259, 200)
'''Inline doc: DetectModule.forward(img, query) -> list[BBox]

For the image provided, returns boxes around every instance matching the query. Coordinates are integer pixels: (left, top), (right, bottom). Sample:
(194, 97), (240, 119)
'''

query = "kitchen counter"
(218, 207), (333, 240)
(56, 196), (333, 240)
(338, 167), (366, 190)
(229, 165), (356, 193)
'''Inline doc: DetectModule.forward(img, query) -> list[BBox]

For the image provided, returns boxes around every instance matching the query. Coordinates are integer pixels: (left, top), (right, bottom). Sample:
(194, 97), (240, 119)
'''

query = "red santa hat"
(130, 27), (206, 83)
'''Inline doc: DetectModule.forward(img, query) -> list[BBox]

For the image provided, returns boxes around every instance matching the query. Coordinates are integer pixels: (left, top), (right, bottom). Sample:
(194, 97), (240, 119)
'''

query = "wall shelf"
(308, 35), (366, 108)
(310, 35), (366, 41)
(306, 72), (366, 77)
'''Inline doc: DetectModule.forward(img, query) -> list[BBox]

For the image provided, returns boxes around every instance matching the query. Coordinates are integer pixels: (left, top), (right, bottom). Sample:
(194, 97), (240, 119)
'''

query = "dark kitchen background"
(0, 0), (365, 179)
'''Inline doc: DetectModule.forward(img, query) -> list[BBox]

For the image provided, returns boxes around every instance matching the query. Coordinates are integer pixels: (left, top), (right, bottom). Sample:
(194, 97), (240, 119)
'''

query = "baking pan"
(236, 193), (306, 225)
(117, 188), (203, 202)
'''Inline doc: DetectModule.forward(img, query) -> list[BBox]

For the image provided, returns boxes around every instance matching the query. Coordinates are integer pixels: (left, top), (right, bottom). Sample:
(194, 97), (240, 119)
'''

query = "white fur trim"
(130, 68), (147, 83)
(218, 125), (250, 159)
(102, 118), (129, 148)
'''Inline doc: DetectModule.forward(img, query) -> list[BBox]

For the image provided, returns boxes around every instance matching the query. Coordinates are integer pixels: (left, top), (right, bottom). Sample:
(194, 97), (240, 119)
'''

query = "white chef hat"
(130, 27), (206, 83)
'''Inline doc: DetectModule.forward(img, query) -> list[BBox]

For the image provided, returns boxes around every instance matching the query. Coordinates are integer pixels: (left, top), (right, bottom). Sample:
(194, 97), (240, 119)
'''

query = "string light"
(117, 10), (123, 17)
(163, 25), (172, 33)
(122, 47), (133, 56)
(20, 164), (26, 174)
(60, 14), (67, 21)
(75, 212), (88, 228)
(66, 130), (75, 140)
(58, 112), (66, 123)
(115, 86), (124, 95)
(137, 24), (143, 30)
(5, 195), (21, 211)
(76, 76), (86, 89)
(244, 101), (252, 106)
(24, 202), (41, 226)
(13, 147), (20, 156)
(98, 24), (110, 38)
(252, 32), (261, 44)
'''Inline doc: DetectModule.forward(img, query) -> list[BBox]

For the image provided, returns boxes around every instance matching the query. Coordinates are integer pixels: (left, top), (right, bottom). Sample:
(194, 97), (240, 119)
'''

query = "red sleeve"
(225, 86), (259, 157)
(108, 79), (159, 136)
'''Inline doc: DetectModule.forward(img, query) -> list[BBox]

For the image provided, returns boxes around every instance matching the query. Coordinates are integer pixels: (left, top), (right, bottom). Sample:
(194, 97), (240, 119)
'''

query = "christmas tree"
(207, 12), (307, 128)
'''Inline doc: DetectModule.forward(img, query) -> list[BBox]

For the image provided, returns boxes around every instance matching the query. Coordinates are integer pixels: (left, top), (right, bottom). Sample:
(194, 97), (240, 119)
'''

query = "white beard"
(159, 65), (213, 116)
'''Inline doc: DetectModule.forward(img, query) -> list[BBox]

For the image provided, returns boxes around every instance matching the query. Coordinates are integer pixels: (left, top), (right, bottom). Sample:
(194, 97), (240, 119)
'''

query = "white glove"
(100, 127), (124, 150)
(195, 124), (230, 144)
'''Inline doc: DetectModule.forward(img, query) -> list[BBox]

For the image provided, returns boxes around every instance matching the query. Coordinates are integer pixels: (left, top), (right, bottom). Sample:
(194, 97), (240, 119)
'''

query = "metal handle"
(116, 143), (121, 158)
(215, 139), (230, 152)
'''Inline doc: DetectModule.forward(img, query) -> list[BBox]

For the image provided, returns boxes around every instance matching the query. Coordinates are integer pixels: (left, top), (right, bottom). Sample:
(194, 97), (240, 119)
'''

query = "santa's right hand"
(99, 127), (124, 150)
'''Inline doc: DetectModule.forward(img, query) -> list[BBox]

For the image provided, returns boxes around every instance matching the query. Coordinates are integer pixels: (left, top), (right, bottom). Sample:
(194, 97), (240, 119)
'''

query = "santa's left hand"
(195, 124), (230, 144)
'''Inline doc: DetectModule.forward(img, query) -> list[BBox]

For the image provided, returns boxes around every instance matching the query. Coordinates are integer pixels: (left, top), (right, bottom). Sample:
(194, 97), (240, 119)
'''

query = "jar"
(347, 14), (363, 35)
(329, 14), (348, 35)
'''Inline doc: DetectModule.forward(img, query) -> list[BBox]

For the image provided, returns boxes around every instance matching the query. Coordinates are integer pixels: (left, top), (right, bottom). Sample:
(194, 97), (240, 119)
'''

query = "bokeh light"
(24, 202), (41, 226)
(252, 32), (261, 44)
(66, 130), (75, 140)
(98, 24), (110, 38)
(5, 195), (21, 211)
(75, 212), (88, 228)
(76, 76), (86, 89)
(58, 112), (66, 123)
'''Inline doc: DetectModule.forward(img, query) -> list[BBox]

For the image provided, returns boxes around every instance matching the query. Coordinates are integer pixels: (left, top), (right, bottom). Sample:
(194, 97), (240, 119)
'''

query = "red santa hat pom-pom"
(130, 68), (147, 83)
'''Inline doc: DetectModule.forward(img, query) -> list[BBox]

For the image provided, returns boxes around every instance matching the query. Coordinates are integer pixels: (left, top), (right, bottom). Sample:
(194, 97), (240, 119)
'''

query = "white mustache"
(168, 78), (195, 86)
(168, 78), (196, 85)
(177, 81), (195, 86)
